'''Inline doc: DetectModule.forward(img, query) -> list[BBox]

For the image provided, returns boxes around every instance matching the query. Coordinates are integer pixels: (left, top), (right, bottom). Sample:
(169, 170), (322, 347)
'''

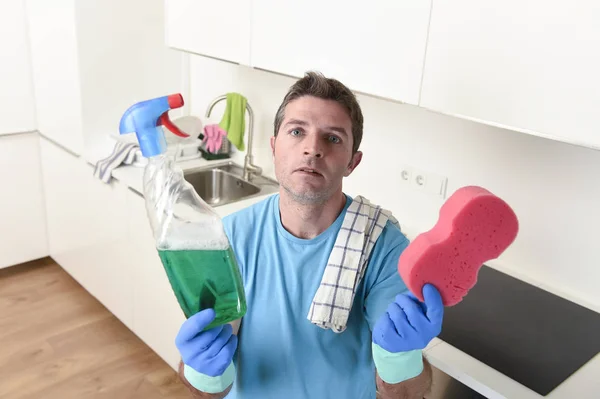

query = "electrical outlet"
(418, 169), (447, 198)
(399, 165), (413, 185)
(400, 164), (448, 198)
(413, 172), (427, 191)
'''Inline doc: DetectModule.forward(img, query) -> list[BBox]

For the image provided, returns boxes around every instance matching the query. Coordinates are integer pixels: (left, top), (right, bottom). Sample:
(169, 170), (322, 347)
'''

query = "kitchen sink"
(184, 161), (279, 207)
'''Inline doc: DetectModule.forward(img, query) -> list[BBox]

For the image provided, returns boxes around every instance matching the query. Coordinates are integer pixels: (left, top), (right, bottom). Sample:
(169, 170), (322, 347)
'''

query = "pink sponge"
(398, 186), (519, 306)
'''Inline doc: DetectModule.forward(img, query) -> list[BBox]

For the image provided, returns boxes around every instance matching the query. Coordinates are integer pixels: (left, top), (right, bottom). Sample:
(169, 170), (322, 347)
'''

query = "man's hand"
(372, 284), (443, 398)
(175, 308), (238, 377)
(373, 284), (444, 353)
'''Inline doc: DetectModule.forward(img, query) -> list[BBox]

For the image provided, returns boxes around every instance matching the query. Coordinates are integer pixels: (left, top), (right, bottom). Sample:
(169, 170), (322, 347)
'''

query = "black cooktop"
(438, 265), (600, 396)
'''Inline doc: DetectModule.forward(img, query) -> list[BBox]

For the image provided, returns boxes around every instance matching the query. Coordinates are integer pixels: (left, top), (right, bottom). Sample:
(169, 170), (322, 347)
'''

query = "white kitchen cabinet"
(0, 134), (47, 269)
(250, 0), (432, 105)
(27, 0), (184, 158)
(127, 188), (185, 370)
(165, 0), (251, 65)
(39, 137), (90, 275)
(420, 1), (600, 150)
(25, 0), (84, 154)
(0, 0), (36, 134)
(74, 0), (185, 157)
(40, 137), (133, 329)
(80, 167), (133, 330)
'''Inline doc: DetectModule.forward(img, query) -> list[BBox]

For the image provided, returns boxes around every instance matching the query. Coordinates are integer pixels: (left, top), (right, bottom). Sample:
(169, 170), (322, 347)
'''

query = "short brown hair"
(274, 71), (364, 154)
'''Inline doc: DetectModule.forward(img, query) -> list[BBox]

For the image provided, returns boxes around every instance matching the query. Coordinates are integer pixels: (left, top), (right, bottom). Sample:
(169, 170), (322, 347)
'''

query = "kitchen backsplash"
(188, 55), (599, 311)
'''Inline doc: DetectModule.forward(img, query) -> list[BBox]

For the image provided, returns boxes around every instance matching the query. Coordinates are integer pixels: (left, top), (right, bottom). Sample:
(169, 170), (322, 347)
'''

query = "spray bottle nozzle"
(158, 94), (188, 138)
(119, 93), (188, 157)
(166, 93), (184, 108)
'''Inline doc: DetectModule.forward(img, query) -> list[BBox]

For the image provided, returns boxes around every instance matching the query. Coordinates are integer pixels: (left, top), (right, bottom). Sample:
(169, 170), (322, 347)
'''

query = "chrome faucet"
(205, 94), (262, 181)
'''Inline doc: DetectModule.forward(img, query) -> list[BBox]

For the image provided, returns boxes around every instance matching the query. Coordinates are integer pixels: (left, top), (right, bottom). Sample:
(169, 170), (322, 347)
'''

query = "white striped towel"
(307, 195), (401, 333)
(93, 141), (139, 183)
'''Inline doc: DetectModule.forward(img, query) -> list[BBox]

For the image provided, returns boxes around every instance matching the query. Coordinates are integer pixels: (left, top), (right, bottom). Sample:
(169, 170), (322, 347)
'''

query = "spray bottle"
(119, 94), (246, 330)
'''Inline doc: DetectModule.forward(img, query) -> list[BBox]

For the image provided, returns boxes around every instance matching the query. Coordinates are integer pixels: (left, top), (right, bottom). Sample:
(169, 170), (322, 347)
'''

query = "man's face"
(270, 95), (362, 204)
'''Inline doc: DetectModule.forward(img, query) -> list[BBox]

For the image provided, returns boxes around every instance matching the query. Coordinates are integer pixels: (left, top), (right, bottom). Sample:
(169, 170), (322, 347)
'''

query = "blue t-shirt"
(222, 193), (410, 399)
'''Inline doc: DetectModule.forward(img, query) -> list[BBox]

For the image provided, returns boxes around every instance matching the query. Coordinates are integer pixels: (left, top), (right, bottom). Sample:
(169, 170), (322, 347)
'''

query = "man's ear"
(344, 151), (363, 177)
(270, 136), (276, 155)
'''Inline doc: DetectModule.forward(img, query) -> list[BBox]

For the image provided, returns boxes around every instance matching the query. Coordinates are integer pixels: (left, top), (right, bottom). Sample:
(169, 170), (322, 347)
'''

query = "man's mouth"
(296, 167), (323, 176)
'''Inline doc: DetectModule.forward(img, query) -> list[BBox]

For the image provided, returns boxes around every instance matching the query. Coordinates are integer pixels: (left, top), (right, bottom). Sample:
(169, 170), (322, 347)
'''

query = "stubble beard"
(281, 182), (331, 206)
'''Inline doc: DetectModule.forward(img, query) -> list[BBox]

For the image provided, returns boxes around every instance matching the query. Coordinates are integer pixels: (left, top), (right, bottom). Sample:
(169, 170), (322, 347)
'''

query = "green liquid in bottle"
(158, 247), (246, 330)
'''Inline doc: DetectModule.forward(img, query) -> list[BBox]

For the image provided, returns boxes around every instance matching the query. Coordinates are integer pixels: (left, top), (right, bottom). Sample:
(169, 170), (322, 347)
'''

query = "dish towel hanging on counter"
(93, 141), (139, 183)
(307, 195), (401, 333)
(219, 92), (247, 151)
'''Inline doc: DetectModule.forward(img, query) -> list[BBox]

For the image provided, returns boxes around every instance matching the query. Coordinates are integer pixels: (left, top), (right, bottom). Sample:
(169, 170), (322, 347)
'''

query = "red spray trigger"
(157, 94), (189, 138)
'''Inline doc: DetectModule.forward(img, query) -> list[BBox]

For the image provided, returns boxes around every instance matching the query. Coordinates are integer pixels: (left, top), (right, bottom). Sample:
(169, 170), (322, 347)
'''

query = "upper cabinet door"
(0, 0), (36, 134)
(74, 0), (185, 158)
(250, 0), (432, 105)
(28, 0), (183, 158)
(165, 0), (252, 65)
(26, 0), (84, 155)
(420, 1), (600, 150)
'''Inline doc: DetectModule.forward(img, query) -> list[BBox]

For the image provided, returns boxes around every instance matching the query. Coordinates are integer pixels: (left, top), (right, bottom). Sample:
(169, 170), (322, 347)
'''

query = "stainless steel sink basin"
(184, 161), (279, 207)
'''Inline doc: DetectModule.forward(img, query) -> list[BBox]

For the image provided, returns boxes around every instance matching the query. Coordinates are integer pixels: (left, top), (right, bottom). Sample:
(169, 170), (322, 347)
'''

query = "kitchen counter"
(87, 153), (600, 399)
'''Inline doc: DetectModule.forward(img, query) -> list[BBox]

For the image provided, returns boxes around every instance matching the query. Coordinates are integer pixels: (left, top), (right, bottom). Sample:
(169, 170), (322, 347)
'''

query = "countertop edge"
(424, 339), (600, 399)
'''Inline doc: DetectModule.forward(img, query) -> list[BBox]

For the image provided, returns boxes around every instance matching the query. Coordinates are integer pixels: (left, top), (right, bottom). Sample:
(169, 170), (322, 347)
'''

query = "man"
(175, 72), (444, 398)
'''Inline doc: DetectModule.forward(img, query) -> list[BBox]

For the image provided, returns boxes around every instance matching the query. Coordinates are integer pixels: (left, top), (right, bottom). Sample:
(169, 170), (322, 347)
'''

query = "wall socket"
(399, 165), (448, 198)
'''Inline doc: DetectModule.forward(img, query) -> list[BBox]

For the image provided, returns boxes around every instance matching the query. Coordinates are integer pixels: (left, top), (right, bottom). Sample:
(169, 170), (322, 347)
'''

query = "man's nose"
(303, 134), (323, 158)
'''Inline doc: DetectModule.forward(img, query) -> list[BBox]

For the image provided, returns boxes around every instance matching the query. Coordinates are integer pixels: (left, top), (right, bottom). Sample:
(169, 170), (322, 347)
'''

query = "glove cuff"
(183, 362), (235, 394)
(372, 342), (424, 384)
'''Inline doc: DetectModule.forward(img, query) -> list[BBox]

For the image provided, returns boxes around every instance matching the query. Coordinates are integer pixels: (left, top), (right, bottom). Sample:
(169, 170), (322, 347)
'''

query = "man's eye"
(290, 129), (301, 136)
(328, 135), (341, 144)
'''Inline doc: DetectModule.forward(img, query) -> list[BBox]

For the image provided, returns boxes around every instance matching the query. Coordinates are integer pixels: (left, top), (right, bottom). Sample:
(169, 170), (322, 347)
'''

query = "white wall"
(187, 55), (600, 312)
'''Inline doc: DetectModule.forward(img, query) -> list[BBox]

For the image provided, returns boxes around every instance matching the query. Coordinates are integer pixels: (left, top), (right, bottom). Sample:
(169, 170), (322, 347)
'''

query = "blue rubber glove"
(371, 284), (444, 384)
(175, 308), (238, 377)
(373, 283), (444, 352)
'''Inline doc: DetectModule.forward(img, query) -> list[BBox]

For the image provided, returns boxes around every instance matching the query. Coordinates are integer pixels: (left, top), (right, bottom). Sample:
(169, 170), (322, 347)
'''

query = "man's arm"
(376, 356), (432, 399)
(363, 223), (441, 398)
(178, 360), (232, 399)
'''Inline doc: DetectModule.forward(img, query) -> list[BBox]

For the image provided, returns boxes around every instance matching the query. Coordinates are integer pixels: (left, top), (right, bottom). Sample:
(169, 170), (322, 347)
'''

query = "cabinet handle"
(127, 187), (144, 198)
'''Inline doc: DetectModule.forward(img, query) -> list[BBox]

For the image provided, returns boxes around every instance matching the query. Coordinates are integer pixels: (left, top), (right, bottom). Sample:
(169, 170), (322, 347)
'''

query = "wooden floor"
(0, 257), (190, 399)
